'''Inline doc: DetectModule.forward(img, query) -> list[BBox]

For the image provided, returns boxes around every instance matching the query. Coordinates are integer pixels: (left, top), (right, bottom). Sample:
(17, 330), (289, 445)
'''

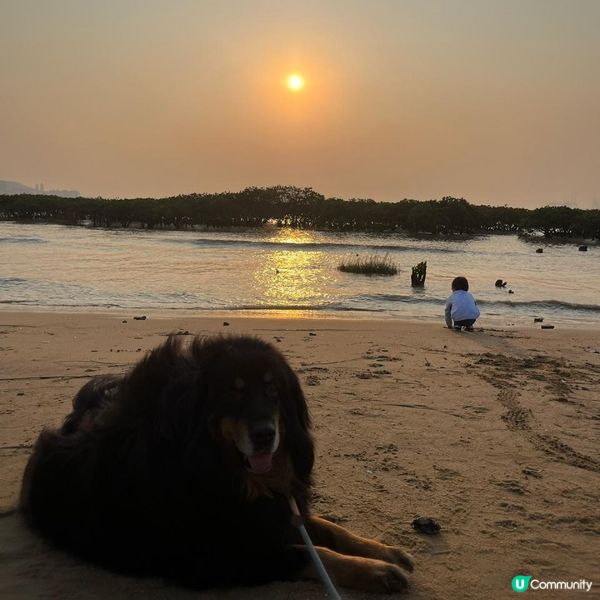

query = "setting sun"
(286, 73), (305, 92)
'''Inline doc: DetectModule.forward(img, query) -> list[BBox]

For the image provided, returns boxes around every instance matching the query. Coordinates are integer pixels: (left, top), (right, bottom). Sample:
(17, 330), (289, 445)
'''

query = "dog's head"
(191, 335), (313, 478)
(130, 334), (314, 486)
(218, 370), (282, 474)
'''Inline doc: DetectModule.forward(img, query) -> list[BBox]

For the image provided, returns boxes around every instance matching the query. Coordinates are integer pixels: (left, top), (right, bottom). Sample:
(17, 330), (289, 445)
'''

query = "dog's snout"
(249, 423), (276, 449)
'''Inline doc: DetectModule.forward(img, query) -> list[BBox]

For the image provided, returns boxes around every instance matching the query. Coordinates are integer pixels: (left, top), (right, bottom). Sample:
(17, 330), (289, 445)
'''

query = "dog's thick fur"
(20, 335), (413, 592)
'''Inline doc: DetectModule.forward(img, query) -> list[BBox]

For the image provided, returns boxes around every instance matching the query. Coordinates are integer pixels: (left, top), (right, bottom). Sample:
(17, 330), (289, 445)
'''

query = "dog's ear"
(285, 366), (311, 431)
(282, 365), (314, 480)
(153, 380), (198, 442)
(125, 336), (205, 443)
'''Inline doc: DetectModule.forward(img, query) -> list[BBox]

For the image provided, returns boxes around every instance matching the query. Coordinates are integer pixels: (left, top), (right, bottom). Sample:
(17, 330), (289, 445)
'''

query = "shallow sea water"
(1, 222), (598, 328)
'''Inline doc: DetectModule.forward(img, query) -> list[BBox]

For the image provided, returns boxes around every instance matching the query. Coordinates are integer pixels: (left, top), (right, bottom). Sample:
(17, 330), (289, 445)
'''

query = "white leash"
(289, 497), (342, 600)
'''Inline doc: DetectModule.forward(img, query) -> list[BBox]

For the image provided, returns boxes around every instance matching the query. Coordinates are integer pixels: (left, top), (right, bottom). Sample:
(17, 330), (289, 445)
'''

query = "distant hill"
(0, 180), (79, 198)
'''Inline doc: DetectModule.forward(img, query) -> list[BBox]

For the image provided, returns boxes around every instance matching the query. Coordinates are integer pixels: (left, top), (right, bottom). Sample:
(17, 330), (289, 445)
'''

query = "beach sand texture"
(1, 312), (599, 599)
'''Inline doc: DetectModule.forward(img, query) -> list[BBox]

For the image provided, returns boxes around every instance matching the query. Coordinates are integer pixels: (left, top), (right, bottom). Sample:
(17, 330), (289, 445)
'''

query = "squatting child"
(445, 276), (480, 331)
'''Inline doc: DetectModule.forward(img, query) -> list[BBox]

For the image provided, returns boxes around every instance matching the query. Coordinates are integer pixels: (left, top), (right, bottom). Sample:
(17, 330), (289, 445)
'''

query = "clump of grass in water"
(338, 254), (398, 276)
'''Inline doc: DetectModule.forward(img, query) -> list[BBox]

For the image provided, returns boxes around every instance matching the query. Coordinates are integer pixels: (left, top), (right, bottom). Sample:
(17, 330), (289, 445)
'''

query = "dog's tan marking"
(220, 417), (238, 442)
(298, 546), (409, 593)
(307, 516), (414, 573)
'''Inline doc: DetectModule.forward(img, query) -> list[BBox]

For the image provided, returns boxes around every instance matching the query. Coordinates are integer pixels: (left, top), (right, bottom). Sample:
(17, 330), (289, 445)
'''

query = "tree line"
(1, 186), (598, 238)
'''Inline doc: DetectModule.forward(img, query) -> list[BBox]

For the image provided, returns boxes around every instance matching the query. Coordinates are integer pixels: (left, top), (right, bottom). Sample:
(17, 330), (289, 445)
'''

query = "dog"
(20, 334), (413, 592)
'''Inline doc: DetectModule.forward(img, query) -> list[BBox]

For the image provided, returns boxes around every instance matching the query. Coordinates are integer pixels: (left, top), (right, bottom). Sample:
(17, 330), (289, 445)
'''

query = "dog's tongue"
(247, 453), (274, 474)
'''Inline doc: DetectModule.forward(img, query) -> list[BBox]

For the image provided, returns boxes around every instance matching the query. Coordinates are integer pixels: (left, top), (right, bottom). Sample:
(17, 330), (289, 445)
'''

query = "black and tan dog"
(20, 335), (413, 592)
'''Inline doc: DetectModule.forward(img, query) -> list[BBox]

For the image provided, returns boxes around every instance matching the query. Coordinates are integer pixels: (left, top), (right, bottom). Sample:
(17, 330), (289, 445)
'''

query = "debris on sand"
(412, 516), (441, 535)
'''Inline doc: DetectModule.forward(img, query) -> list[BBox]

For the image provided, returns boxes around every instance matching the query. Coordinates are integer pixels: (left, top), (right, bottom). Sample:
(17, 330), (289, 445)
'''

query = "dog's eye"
(266, 384), (278, 399)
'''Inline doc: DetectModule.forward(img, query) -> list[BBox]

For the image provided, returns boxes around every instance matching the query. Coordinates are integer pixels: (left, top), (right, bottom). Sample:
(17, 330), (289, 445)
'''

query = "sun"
(286, 73), (305, 92)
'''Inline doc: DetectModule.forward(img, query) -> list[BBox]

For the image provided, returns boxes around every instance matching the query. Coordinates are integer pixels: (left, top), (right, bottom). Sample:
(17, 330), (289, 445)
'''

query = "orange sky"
(1, 0), (599, 208)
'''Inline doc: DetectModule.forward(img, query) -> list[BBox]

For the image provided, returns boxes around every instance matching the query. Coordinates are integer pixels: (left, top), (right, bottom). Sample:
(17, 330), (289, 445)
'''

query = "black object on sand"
(534, 317), (544, 323)
(541, 325), (555, 330)
(579, 245), (588, 252)
(495, 279), (507, 288)
(412, 516), (441, 535)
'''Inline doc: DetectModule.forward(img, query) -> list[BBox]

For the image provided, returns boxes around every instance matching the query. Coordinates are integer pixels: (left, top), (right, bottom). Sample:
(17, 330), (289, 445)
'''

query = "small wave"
(0, 299), (125, 309)
(477, 299), (600, 313)
(207, 303), (384, 313)
(0, 236), (46, 244)
(355, 293), (440, 304)
(350, 294), (600, 314)
(218, 303), (326, 312)
(162, 236), (463, 254)
(0, 277), (29, 285)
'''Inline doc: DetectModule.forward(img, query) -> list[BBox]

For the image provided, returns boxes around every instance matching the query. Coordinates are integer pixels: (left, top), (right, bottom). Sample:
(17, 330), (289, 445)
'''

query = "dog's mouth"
(222, 416), (280, 474)
(244, 452), (275, 474)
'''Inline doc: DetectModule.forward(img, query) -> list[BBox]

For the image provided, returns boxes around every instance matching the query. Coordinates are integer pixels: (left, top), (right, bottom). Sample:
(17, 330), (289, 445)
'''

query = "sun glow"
(286, 73), (305, 92)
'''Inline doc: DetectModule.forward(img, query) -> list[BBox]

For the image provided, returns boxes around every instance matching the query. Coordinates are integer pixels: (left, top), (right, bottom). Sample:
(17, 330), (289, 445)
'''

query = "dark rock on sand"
(412, 516), (441, 535)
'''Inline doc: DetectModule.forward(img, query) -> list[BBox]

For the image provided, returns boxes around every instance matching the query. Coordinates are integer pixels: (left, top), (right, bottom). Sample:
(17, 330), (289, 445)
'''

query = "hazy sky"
(1, 0), (599, 208)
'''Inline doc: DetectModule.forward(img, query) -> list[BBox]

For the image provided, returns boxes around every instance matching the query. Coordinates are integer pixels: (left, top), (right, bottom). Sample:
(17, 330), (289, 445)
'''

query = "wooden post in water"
(411, 261), (427, 287)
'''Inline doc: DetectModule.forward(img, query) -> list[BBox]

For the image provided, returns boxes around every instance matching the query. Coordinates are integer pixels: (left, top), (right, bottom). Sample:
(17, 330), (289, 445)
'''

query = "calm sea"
(1, 222), (598, 328)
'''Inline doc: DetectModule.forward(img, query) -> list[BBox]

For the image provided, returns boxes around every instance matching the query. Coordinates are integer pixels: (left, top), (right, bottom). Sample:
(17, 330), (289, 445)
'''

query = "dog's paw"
(384, 546), (415, 572)
(366, 561), (409, 594)
(316, 549), (411, 594)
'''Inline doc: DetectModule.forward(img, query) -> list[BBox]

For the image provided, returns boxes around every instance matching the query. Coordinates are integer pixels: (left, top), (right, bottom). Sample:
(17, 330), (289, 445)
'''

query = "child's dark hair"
(452, 276), (469, 291)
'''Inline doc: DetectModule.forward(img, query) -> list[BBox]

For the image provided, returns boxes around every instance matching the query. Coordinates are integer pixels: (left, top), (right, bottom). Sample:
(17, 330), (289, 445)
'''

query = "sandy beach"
(1, 311), (598, 599)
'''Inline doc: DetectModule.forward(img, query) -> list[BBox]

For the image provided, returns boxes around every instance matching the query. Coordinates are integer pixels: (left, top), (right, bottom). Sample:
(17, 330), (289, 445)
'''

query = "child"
(445, 276), (480, 331)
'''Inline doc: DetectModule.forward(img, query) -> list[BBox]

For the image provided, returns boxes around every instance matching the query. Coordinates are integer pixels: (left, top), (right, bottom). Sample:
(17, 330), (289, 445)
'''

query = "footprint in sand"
(495, 479), (527, 495)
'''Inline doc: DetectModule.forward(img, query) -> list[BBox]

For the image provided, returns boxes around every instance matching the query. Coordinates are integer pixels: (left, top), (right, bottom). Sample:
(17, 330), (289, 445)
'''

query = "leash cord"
(289, 497), (342, 600)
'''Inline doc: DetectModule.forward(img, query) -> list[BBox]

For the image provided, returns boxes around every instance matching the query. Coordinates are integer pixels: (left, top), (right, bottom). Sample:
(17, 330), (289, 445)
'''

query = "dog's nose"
(249, 423), (276, 450)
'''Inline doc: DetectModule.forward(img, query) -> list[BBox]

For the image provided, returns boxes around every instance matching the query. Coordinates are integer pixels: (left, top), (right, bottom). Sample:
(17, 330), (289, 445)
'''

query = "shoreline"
(1, 311), (599, 599)
(2, 305), (599, 332)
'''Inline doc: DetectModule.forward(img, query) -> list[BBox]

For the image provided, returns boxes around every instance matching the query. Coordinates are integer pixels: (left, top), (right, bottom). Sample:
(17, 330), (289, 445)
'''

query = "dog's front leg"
(306, 516), (414, 572)
(297, 545), (409, 593)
